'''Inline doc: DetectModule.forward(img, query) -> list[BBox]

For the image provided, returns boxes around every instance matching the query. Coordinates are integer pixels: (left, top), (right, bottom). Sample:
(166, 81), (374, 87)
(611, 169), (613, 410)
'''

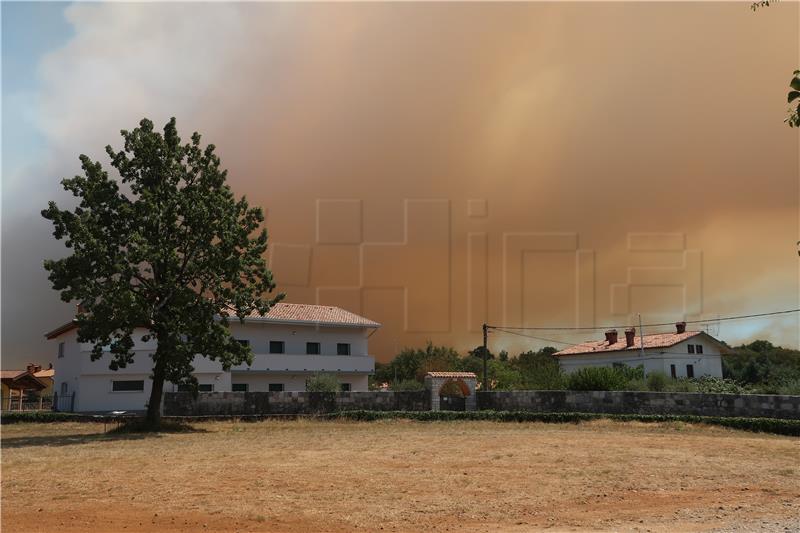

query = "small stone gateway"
(424, 372), (478, 411)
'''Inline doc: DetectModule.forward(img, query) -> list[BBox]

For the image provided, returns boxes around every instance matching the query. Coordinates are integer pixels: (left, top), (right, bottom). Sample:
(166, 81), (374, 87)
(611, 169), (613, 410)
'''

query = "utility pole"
(482, 323), (489, 392)
(638, 313), (645, 358)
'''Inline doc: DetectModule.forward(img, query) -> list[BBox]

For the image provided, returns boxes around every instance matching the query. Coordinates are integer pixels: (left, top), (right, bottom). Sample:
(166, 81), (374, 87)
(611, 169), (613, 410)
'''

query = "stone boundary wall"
(477, 391), (800, 420)
(164, 391), (429, 416)
(164, 390), (800, 419)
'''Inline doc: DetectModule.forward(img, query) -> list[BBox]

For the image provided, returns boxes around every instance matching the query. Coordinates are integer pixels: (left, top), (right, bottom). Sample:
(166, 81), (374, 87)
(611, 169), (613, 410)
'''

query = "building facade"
(46, 303), (380, 412)
(555, 323), (725, 378)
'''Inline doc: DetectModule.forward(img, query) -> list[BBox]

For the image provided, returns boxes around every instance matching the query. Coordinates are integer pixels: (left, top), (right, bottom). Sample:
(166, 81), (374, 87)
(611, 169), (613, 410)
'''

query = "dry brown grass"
(2, 419), (799, 532)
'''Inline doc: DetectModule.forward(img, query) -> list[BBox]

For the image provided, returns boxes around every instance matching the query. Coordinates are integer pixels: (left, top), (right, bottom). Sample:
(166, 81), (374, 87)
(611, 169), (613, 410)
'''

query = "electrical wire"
(487, 308), (800, 332)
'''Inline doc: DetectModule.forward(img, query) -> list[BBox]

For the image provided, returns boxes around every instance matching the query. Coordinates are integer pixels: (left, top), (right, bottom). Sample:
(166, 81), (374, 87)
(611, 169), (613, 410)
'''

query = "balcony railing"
(232, 353), (375, 373)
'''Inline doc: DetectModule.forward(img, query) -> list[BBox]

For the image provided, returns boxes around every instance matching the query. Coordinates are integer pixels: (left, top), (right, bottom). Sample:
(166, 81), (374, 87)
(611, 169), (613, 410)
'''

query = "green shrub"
(1, 411), (83, 424)
(664, 378), (699, 393)
(775, 379), (800, 395)
(624, 378), (648, 391)
(305, 373), (341, 393)
(646, 371), (669, 392)
(390, 379), (424, 391)
(565, 367), (630, 391)
(691, 376), (748, 394)
(323, 410), (800, 436)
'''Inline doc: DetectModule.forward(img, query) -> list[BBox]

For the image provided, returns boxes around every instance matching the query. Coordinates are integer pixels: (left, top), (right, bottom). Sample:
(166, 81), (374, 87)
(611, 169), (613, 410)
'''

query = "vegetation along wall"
(164, 390), (800, 419)
(476, 391), (800, 419)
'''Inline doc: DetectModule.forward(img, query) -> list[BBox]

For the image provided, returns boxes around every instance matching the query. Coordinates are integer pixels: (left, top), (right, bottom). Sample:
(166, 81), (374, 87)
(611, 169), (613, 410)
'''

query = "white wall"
(230, 372), (369, 392)
(50, 321), (375, 411)
(558, 335), (723, 378)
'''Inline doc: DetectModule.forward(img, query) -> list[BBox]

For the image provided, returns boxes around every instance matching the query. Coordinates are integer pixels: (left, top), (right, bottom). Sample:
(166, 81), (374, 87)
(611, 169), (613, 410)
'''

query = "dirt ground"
(1, 419), (799, 533)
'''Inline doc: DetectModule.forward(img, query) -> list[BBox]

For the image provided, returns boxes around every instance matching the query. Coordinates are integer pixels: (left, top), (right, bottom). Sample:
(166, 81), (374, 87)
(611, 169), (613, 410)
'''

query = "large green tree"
(42, 118), (282, 428)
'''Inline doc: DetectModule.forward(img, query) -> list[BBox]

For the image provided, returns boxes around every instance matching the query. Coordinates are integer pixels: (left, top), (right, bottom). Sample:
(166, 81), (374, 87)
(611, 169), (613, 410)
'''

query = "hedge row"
(4, 409), (799, 436)
(322, 410), (800, 436)
(1, 411), (124, 424)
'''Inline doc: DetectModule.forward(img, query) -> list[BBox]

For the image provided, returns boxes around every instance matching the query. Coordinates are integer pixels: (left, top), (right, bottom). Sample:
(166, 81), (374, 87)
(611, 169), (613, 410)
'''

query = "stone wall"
(477, 391), (800, 420)
(164, 390), (800, 419)
(164, 391), (428, 416)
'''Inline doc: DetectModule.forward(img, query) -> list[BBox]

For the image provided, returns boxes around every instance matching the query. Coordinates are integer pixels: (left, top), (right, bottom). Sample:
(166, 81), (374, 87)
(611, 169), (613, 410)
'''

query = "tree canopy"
(43, 117), (282, 427)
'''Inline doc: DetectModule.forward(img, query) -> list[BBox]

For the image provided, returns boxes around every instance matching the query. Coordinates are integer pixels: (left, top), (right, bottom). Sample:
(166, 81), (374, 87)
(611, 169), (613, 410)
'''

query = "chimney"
(604, 329), (618, 345)
(624, 328), (636, 347)
(26, 363), (41, 374)
(675, 321), (686, 334)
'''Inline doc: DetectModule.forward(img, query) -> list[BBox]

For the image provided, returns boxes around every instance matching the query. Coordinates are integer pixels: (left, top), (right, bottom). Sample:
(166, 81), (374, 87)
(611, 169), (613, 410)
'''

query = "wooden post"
(482, 324), (489, 392)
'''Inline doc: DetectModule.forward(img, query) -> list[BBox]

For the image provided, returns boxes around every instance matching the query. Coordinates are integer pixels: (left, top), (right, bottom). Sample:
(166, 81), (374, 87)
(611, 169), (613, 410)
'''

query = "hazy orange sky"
(2, 2), (799, 368)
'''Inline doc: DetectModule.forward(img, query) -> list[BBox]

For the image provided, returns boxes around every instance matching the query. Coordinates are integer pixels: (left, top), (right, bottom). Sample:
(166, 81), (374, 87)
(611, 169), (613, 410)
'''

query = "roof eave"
(237, 316), (381, 329)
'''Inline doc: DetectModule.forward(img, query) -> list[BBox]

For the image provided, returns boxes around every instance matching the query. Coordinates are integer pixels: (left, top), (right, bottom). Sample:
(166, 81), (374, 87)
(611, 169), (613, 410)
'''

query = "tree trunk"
(145, 358), (166, 430)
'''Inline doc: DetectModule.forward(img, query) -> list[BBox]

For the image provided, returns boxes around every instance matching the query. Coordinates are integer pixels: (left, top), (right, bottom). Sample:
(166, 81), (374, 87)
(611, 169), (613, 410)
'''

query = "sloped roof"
(0, 370), (48, 390)
(242, 303), (380, 328)
(46, 303), (380, 338)
(34, 368), (55, 379)
(426, 372), (477, 379)
(555, 331), (704, 357)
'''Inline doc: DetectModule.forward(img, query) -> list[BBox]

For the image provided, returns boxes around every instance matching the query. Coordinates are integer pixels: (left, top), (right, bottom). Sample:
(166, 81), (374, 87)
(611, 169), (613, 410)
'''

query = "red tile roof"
(426, 372), (478, 379)
(555, 331), (703, 357)
(241, 303), (380, 328)
(46, 303), (380, 338)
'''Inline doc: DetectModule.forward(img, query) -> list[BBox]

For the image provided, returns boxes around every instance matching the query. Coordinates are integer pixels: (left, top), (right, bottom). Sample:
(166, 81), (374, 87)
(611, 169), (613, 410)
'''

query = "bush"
(691, 376), (748, 394)
(646, 371), (669, 392)
(305, 373), (341, 393)
(390, 379), (425, 391)
(662, 379), (692, 392)
(1, 411), (83, 424)
(565, 367), (631, 391)
(322, 410), (800, 436)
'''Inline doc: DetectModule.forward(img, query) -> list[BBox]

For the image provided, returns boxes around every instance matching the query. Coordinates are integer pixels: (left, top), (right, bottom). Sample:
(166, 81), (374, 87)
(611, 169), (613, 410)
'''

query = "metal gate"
(52, 392), (75, 412)
(439, 396), (466, 411)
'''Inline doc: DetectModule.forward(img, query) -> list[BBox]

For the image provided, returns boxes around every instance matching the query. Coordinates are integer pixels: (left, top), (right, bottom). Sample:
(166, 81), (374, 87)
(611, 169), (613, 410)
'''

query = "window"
(269, 341), (285, 354)
(306, 342), (321, 355)
(340, 383), (351, 392)
(232, 383), (248, 392)
(337, 343), (351, 356)
(696, 345), (703, 354)
(687, 344), (695, 354)
(686, 364), (695, 379)
(237, 339), (250, 347)
(112, 380), (144, 392)
(60, 382), (68, 395)
(268, 383), (284, 392)
(670, 364), (677, 379)
(58, 342), (65, 358)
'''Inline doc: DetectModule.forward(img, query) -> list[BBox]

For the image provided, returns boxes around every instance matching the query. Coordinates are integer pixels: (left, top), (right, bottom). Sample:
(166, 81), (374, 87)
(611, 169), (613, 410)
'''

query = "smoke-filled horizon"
(2, 2), (799, 369)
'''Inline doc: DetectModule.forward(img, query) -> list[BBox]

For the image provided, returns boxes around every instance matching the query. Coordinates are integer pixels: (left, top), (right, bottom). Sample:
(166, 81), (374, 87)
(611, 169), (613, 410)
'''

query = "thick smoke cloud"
(2, 2), (798, 367)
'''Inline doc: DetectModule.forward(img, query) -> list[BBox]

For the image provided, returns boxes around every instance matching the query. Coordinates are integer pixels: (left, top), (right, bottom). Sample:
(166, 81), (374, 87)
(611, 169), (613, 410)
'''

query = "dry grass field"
(1, 419), (799, 532)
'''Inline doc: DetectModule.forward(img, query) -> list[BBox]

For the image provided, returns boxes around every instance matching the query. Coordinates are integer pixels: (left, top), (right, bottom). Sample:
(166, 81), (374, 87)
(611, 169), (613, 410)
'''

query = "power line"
(487, 308), (800, 332)
(490, 327), (578, 347)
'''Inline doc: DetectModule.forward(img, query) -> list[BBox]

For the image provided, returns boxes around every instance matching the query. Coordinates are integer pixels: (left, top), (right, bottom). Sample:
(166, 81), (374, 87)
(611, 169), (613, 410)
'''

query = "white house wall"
(230, 372), (369, 392)
(558, 336), (723, 378)
(51, 322), (375, 412)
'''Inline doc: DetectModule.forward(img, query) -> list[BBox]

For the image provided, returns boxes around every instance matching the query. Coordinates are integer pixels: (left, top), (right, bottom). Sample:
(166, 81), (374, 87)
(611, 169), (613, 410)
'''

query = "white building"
(46, 303), (380, 412)
(555, 322), (725, 378)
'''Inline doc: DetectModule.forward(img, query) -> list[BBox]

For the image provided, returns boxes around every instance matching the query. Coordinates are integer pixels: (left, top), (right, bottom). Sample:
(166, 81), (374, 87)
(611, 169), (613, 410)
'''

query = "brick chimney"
(675, 321), (686, 334)
(604, 329), (618, 345)
(26, 363), (41, 374)
(624, 328), (636, 347)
